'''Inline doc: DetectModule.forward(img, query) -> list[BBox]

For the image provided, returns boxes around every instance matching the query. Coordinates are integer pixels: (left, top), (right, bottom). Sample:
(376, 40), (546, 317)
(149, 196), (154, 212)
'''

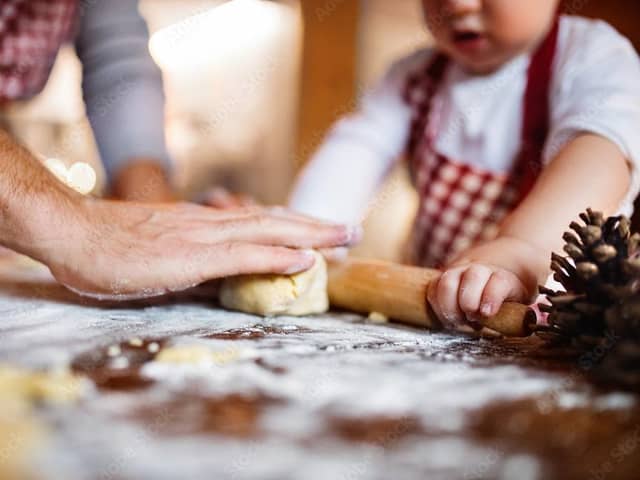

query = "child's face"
(422, 0), (560, 74)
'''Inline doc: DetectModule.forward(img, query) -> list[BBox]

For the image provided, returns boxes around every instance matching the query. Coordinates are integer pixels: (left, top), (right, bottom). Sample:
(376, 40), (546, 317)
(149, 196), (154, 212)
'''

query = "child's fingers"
(427, 268), (466, 330)
(458, 264), (493, 317)
(427, 281), (450, 329)
(479, 270), (528, 317)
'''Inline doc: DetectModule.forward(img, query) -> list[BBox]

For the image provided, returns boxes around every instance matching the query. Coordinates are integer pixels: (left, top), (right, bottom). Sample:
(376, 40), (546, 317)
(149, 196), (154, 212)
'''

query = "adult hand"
(43, 200), (361, 300)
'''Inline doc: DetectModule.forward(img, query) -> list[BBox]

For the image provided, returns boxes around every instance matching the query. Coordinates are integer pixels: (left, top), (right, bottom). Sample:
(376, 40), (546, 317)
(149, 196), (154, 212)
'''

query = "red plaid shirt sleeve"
(0, 0), (78, 101)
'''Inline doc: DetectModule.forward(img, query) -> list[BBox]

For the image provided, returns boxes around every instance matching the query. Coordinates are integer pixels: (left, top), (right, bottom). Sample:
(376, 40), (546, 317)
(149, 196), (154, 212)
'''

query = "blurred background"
(0, 0), (638, 261)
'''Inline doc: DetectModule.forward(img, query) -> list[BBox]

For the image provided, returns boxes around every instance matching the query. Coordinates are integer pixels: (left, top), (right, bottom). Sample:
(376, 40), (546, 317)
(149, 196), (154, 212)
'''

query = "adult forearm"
(77, 0), (172, 184)
(0, 129), (85, 262)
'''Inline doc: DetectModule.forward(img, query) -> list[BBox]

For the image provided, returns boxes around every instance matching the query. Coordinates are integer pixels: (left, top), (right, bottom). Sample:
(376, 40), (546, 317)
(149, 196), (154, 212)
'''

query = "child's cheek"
(489, 0), (559, 50)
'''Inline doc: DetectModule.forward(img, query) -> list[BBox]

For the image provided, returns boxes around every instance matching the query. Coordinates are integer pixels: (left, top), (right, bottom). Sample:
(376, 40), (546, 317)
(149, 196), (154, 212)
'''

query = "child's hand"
(426, 236), (547, 332)
(199, 187), (256, 209)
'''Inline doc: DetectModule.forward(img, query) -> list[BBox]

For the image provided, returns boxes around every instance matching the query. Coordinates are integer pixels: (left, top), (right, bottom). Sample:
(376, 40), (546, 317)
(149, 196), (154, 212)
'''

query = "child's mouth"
(452, 31), (489, 52)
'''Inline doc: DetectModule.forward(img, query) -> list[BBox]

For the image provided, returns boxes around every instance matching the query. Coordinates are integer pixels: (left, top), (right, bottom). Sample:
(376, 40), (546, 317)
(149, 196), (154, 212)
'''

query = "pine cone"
(537, 209), (640, 390)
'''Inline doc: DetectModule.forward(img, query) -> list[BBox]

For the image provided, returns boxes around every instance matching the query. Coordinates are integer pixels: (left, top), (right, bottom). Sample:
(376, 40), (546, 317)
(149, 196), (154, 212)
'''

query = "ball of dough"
(219, 250), (328, 316)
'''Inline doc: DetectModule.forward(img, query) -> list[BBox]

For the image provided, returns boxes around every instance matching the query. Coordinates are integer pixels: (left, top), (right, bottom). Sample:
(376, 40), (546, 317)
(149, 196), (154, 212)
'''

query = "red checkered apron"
(0, 0), (78, 101)
(404, 20), (559, 268)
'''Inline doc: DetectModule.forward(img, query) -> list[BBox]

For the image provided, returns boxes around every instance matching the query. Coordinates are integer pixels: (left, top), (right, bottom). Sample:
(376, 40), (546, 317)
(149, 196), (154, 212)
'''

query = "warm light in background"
(43, 158), (97, 195)
(149, 0), (290, 73)
(143, 0), (302, 202)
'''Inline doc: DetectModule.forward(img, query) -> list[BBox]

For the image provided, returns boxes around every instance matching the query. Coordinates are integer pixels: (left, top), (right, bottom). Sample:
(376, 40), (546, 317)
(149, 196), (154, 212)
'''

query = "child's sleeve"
(545, 20), (640, 216)
(288, 51), (430, 225)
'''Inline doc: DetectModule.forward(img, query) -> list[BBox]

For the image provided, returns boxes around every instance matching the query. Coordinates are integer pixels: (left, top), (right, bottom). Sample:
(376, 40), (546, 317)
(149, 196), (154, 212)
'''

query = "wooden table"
(0, 258), (638, 480)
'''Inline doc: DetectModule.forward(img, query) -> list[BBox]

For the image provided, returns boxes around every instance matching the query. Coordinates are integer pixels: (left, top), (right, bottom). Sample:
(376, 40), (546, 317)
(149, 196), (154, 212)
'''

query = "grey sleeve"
(75, 0), (173, 182)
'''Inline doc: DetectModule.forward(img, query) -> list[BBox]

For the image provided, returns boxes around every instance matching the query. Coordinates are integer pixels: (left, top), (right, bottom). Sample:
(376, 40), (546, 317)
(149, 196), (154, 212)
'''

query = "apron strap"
(405, 53), (449, 179)
(514, 17), (560, 199)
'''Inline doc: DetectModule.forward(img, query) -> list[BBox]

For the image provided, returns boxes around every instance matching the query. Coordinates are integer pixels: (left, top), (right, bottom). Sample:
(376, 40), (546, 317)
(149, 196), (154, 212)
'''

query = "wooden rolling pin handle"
(476, 302), (537, 337)
(328, 258), (536, 337)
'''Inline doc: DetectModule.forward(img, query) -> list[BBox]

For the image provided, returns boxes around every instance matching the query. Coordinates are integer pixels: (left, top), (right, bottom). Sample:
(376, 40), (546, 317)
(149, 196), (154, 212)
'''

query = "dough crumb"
(0, 365), (86, 479)
(0, 365), (86, 405)
(155, 345), (240, 366)
(367, 311), (389, 324)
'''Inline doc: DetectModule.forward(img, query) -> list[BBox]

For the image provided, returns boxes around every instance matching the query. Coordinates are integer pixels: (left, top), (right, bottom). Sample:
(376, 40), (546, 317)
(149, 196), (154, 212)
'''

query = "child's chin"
(452, 53), (505, 75)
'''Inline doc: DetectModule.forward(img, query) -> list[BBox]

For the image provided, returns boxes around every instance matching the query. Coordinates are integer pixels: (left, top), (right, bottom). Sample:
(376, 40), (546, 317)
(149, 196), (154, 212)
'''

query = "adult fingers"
(65, 245), (317, 300)
(186, 243), (318, 281)
(318, 247), (350, 263)
(264, 206), (343, 225)
(179, 202), (350, 232)
(184, 213), (362, 249)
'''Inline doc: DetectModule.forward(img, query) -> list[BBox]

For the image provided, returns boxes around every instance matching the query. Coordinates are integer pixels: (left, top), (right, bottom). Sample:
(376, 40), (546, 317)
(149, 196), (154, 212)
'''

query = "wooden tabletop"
(0, 257), (638, 480)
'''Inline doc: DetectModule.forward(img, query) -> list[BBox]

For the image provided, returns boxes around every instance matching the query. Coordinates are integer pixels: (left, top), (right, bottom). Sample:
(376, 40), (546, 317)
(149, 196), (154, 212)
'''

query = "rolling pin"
(327, 257), (536, 337)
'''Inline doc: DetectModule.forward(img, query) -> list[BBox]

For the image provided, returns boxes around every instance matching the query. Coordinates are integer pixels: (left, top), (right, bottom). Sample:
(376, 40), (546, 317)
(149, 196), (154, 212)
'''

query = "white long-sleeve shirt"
(290, 16), (640, 225)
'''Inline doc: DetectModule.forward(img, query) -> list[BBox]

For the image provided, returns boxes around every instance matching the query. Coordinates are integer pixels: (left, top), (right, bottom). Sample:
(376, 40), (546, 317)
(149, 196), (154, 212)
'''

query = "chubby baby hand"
(426, 236), (545, 333)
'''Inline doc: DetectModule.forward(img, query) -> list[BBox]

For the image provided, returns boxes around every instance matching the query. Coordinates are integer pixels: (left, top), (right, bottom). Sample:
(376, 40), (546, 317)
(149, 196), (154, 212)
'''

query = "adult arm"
(0, 129), (358, 300)
(75, 0), (174, 201)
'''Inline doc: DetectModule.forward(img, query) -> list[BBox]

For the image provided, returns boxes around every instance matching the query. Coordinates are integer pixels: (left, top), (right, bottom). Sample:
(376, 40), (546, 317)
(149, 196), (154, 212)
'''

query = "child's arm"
(429, 22), (640, 332)
(289, 52), (428, 225)
(429, 134), (631, 331)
